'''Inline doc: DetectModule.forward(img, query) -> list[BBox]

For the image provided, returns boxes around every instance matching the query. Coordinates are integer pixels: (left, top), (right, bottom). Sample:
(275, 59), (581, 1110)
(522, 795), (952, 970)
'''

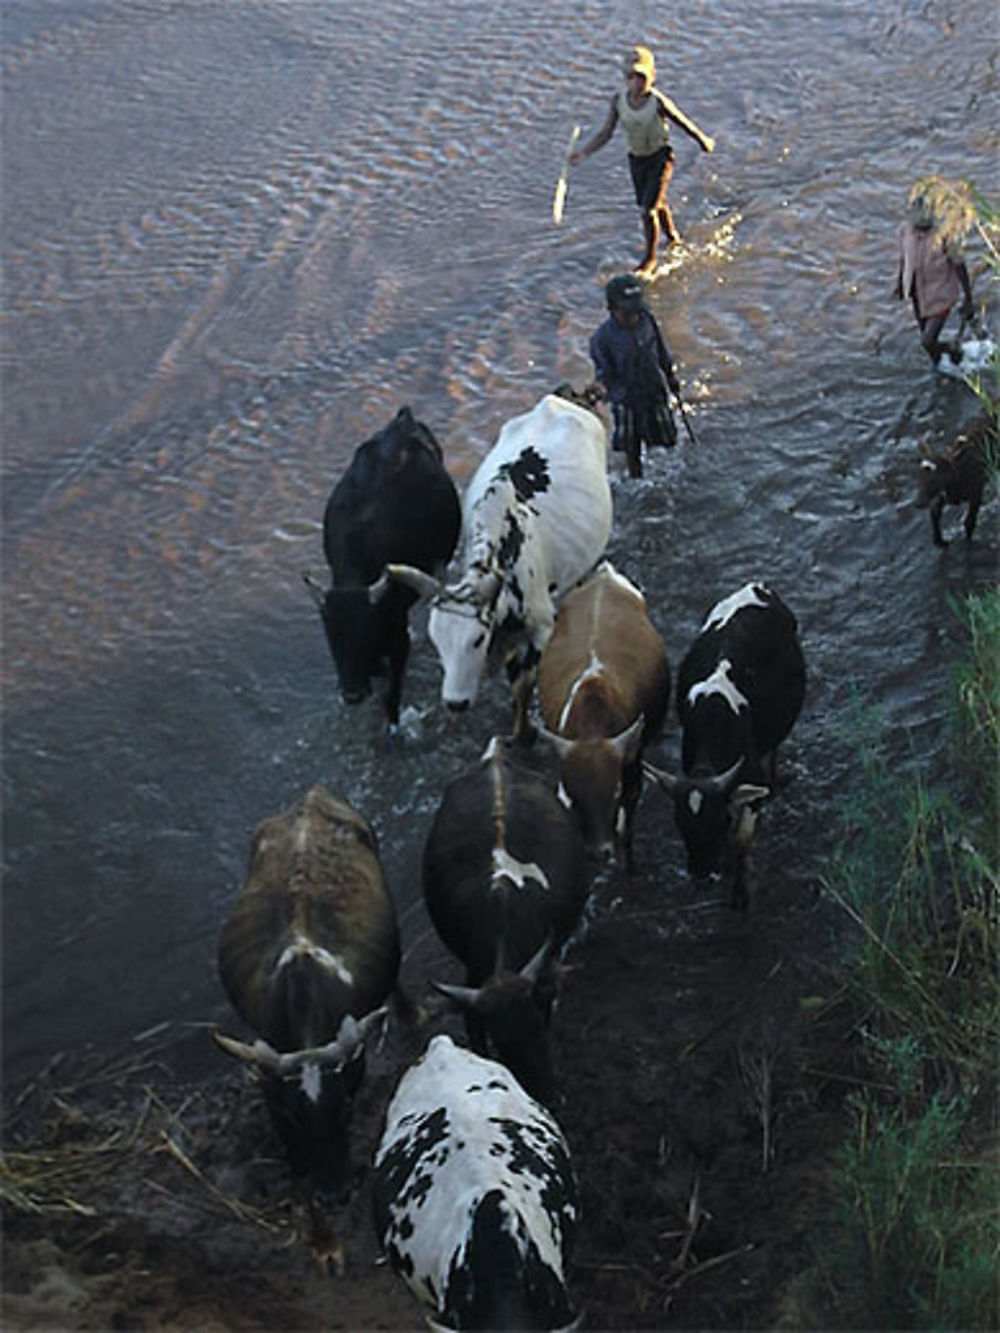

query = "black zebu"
(423, 736), (589, 1105)
(305, 407), (461, 734)
(647, 582), (806, 909)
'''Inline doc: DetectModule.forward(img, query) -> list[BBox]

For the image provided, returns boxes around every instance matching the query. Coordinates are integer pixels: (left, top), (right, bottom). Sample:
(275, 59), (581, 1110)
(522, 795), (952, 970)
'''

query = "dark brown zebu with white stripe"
(215, 786), (399, 1210)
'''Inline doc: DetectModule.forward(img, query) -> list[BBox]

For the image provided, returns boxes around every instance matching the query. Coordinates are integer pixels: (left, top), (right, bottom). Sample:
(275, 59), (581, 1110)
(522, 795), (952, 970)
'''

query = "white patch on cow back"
(492, 846), (550, 892)
(686, 658), (748, 714)
(556, 782), (572, 810)
(299, 1060), (322, 1104)
(375, 1036), (574, 1315)
(278, 937), (354, 987)
(703, 583), (769, 632)
(687, 789), (703, 816)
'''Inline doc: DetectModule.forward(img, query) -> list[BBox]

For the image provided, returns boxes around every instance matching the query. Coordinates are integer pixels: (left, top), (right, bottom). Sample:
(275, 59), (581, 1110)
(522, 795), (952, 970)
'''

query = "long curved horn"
(302, 571), (327, 609)
(519, 935), (554, 985)
(611, 714), (645, 761)
(213, 1009), (388, 1074)
(537, 723), (574, 760)
(385, 563), (442, 600)
(213, 1030), (283, 1070)
(694, 758), (745, 796)
(367, 569), (393, 604)
(431, 979), (483, 1011)
(307, 1007), (389, 1068)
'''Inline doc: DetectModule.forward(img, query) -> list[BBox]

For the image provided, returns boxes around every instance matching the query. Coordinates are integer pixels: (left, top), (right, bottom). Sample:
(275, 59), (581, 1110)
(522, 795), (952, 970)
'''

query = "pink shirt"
(898, 222), (962, 319)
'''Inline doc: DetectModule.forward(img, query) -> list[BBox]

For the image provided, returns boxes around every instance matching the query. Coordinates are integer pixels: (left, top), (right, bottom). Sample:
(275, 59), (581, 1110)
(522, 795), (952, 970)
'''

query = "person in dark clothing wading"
(589, 274), (680, 479)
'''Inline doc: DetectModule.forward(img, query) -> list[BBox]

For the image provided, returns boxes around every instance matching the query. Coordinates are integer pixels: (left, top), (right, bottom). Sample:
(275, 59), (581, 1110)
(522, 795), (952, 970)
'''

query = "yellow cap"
(623, 45), (656, 82)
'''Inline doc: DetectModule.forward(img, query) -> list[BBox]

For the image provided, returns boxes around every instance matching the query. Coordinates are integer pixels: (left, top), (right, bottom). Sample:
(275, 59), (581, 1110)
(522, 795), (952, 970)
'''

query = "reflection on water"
(3, 0), (997, 1086)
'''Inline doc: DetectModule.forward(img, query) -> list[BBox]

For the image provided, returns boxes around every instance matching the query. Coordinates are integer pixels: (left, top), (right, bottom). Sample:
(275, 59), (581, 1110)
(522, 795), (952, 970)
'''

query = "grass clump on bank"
(813, 588), (1000, 1331)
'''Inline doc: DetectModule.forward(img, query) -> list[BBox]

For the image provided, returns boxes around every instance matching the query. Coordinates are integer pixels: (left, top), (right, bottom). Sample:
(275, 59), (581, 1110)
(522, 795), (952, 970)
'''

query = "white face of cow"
(427, 589), (496, 709)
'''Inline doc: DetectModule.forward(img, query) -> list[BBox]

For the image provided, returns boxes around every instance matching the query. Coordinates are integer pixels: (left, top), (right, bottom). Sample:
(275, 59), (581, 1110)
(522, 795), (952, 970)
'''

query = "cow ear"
(473, 567), (503, 604)
(732, 782), (769, 808)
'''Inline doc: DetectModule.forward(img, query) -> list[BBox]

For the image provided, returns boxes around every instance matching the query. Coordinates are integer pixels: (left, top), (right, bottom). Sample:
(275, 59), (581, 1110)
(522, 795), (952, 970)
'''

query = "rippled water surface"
(3, 0), (997, 1086)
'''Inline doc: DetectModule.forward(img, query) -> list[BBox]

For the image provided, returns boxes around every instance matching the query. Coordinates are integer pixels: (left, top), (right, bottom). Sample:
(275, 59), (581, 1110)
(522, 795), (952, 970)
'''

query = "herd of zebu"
(212, 389), (988, 1330)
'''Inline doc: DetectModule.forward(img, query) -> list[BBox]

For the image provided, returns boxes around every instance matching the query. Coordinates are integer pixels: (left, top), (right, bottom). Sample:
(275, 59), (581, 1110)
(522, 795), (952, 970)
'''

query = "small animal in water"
(915, 413), (996, 547)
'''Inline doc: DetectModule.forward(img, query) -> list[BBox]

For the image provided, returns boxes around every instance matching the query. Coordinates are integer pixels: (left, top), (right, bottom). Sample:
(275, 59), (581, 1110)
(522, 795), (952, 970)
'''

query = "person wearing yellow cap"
(569, 45), (715, 277)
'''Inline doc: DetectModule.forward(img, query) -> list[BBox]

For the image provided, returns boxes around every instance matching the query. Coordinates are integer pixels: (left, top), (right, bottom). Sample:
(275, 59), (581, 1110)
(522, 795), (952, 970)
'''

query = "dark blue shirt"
(589, 310), (675, 407)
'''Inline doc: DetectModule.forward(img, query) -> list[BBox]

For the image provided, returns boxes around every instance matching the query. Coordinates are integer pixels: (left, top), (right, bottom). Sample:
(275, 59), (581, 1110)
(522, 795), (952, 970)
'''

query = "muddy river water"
(3, 0), (997, 1093)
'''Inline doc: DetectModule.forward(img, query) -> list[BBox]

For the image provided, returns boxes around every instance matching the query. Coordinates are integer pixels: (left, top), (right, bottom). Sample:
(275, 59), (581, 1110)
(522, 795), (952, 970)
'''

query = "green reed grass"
(809, 588), (1000, 1331)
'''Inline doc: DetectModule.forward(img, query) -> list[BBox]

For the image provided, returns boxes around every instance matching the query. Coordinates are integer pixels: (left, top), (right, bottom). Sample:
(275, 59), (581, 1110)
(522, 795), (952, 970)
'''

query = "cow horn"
(695, 758), (745, 796)
(308, 1007), (389, 1067)
(519, 935), (554, 985)
(611, 714), (645, 760)
(537, 723), (574, 760)
(367, 569), (393, 604)
(431, 980), (484, 1012)
(642, 759), (683, 793)
(385, 563), (442, 600)
(213, 1029), (283, 1071)
(212, 1009), (388, 1074)
(302, 571), (327, 609)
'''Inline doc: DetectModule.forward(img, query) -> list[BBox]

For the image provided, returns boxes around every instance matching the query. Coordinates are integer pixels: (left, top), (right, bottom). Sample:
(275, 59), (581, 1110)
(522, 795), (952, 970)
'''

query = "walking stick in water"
(673, 386), (700, 446)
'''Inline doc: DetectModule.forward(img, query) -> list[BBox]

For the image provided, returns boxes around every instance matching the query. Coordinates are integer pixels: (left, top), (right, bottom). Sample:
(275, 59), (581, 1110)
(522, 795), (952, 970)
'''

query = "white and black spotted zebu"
(647, 582), (806, 908)
(373, 1034), (579, 1332)
(387, 391), (612, 739)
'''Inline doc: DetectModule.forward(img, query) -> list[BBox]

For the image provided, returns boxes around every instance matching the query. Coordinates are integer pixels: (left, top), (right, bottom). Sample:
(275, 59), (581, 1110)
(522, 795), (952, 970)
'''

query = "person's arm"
(657, 91), (714, 152)
(570, 96), (619, 164)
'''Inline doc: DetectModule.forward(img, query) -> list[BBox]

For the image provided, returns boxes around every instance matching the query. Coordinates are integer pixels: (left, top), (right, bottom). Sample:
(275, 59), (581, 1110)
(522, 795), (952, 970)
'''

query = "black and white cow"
(304, 406), (461, 734)
(215, 786), (399, 1208)
(646, 582), (806, 909)
(373, 1034), (579, 1333)
(387, 392), (612, 739)
(423, 736), (589, 1106)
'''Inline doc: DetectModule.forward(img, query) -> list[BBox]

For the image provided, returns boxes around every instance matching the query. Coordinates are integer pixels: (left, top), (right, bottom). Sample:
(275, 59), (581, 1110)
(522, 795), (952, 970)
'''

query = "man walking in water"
(570, 45), (715, 277)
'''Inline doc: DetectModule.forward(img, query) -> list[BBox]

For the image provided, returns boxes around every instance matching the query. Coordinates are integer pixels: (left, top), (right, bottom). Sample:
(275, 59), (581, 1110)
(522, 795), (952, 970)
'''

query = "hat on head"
(605, 273), (645, 313)
(623, 44), (656, 82)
